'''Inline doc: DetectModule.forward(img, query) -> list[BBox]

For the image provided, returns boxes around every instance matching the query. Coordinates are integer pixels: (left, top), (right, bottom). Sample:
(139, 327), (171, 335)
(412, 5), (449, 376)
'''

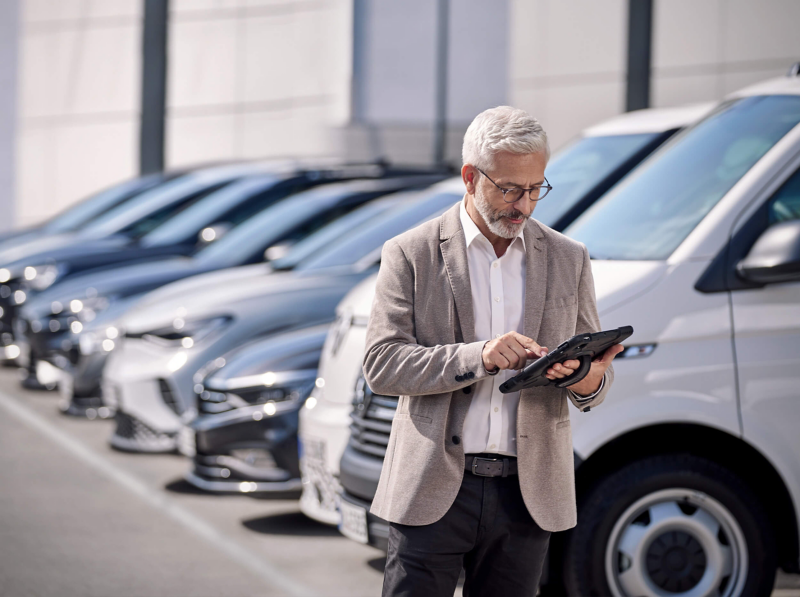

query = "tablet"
(498, 326), (633, 394)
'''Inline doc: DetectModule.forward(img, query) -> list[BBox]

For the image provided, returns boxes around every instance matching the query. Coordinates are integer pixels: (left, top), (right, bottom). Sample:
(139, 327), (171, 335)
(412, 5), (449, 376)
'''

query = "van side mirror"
(737, 219), (800, 285)
(198, 223), (232, 245)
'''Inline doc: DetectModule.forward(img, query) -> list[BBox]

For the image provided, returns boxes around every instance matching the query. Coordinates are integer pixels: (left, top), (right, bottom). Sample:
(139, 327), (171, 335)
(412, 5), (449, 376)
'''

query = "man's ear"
(462, 164), (477, 194)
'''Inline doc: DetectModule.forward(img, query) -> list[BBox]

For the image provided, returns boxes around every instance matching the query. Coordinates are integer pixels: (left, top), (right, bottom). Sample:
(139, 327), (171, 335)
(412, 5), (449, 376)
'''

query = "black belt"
(465, 454), (518, 477)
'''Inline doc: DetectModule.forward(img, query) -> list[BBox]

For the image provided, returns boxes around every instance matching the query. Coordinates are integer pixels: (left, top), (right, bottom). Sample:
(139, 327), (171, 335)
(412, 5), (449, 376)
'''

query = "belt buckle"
(471, 456), (498, 477)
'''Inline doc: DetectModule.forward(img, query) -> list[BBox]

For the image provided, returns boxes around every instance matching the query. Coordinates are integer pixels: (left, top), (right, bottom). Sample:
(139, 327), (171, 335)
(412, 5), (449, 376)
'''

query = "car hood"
(592, 260), (670, 316)
(22, 257), (202, 319)
(201, 324), (330, 387)
(0, 235), (135, 272)
(122, 268), (367, 334)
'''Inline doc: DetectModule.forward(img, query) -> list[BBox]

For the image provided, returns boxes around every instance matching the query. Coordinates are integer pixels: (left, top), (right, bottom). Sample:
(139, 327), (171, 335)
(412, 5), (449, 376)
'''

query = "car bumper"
(182, 403), (303, 494)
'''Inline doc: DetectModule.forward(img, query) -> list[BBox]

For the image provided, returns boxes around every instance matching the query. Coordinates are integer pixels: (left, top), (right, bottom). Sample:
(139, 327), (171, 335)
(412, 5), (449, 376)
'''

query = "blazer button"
(452, 435), (461, 445)
(463, 386), (472, 395)
(455, 375), (463, 382)
(467, 371), (475, 379)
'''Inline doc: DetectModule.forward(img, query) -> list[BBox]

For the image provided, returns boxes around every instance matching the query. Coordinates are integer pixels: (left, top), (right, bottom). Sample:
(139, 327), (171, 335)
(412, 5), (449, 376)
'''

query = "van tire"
(561, 454), (776, 597)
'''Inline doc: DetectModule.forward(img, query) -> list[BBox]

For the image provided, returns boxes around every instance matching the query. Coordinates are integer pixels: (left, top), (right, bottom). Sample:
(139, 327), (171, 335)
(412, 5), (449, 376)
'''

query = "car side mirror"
(198, 223), (232, 245)
(263, 242), (293, 262)
(737, 219), (800, 285)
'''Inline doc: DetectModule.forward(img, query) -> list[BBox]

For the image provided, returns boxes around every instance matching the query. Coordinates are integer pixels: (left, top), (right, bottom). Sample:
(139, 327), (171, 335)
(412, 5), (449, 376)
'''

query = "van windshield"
(533, 133), (659, 227)
(566, 95), (800, 260)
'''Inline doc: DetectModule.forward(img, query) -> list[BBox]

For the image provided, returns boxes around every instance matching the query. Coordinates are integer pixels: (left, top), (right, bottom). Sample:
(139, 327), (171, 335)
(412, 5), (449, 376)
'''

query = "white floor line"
(0, 390), (314, 597)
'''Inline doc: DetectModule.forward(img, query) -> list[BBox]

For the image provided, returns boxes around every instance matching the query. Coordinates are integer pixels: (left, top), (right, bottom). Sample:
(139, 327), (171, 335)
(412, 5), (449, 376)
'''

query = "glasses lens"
(503, 188), (525, 203)
(538, 186), (551, 200)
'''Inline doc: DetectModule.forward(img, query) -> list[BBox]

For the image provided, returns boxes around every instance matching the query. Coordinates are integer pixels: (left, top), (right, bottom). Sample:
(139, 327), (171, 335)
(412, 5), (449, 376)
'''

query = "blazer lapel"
(523, 219), (547, 343)
(439, 204), (476, 344)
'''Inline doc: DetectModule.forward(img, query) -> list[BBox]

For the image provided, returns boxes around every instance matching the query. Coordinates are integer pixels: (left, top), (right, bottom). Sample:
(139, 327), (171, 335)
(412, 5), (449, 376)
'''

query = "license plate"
(339, 498), (369, 544)
(177, 425), (196, 457)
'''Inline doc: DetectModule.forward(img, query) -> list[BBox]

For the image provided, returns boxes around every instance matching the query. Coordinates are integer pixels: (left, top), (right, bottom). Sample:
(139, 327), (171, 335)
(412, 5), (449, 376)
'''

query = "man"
(363, 106), (622, 597)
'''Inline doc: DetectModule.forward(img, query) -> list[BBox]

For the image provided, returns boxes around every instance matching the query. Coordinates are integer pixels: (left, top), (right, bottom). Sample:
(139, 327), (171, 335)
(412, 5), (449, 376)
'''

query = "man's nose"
(514, 194), (534, 215)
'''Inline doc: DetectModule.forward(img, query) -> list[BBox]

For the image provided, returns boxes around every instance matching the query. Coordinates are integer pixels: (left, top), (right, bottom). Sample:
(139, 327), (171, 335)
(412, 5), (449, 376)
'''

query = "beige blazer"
(363, 202), (612, 532)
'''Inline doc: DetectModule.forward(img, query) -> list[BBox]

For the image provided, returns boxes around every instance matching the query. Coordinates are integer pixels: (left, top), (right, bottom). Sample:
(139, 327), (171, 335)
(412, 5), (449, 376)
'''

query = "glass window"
(43, 174), (165, 233)
(768, 168), (800, 224)
(533, 133), (660, 227)
(295, 190), (461, 272)
(566, 96), (800, 260)
(270, 197), (403, 271)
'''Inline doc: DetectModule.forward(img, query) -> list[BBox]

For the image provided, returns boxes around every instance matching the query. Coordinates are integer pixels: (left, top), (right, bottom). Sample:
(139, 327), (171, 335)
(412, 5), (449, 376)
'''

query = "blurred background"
(1, 0), (799, 228)
(1, 2), (800, 597)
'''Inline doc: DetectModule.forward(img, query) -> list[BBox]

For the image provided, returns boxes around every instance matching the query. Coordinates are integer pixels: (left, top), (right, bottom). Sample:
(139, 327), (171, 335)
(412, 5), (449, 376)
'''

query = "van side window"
(769, 168), (800, 224)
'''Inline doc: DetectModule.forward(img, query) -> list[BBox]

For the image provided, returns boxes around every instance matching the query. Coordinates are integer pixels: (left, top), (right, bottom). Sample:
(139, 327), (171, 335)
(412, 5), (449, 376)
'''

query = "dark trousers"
(382, 463), (551, 597)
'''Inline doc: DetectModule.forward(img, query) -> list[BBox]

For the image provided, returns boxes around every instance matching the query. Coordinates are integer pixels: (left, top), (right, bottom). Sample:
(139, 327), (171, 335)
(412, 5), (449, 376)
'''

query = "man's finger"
(505, 339), (529, 368)
(511, 332), (541, 354)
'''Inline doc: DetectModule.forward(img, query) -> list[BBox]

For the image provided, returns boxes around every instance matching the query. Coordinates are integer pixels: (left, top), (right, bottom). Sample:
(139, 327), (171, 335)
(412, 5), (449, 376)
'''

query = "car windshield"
(291, 190), (462, 272)
(270, 195), (407, 271)
(140, 175), (281, 247)
(566, 95), (800, 260)
(532, 133), (659, 227)
(42, 174), (165, 233)
(194, 184), (399, 267)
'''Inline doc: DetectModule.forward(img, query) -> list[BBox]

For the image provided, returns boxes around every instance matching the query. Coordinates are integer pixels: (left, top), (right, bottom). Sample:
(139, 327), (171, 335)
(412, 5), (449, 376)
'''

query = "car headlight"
(67, 294), (117, 323)
(195, 368), (317, 414)
(24, 264), (66, 291)
(134, 315), (232, 347)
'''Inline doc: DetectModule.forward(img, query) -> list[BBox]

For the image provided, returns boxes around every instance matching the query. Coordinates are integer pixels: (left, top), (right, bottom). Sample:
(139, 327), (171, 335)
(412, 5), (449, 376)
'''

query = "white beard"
(473, 189), (530, 239)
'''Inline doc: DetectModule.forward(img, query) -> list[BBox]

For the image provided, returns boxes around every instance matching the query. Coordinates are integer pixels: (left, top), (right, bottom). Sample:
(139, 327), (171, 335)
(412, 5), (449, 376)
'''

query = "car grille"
(114, 411), (164, 441)
(348, 375), (398, 459)
(158, 378), (183, 414)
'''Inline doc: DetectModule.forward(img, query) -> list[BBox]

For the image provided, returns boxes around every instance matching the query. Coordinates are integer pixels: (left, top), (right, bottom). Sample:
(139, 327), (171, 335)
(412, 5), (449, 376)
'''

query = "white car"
(301, 73), (800, 597)
(296, 101), (711, 531)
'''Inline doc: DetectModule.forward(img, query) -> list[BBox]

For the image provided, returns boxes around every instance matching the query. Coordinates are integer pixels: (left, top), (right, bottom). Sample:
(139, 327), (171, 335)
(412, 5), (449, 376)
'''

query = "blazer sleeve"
(363, 239), (491, 397)
(568, 244), (614, 412)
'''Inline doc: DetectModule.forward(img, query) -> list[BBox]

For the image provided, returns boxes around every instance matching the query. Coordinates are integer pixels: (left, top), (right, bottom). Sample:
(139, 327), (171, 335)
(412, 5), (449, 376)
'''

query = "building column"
(140, 0), (169, 174)
(626, 0), (653, 112)
(0, 0), (19, 230)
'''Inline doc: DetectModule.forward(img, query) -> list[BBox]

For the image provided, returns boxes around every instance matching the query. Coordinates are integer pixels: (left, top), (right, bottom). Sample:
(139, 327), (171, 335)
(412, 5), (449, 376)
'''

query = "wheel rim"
(605, 488), (748, 597)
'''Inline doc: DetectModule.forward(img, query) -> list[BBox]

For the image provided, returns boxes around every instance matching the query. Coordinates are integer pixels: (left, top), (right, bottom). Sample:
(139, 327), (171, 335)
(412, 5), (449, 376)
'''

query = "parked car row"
(3, 71), (799, 597)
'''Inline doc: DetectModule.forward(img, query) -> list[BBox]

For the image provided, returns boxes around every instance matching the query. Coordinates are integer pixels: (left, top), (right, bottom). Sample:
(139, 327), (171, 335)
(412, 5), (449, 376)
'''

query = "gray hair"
(462, 106), (550, 170)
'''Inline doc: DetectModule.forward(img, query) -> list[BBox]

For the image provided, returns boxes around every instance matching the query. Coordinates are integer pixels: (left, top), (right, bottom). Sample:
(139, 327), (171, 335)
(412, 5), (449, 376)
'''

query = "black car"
(185, 325), (330, 493)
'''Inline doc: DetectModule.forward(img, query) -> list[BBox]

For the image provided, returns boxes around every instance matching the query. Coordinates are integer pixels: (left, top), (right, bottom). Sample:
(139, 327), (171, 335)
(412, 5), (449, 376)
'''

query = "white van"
(301, 74), (800, 597)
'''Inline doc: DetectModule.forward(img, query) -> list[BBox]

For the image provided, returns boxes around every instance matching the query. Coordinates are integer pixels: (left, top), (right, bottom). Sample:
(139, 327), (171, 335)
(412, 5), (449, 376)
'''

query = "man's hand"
(482, 332), (547, 372)
(545, 344), (625, 396)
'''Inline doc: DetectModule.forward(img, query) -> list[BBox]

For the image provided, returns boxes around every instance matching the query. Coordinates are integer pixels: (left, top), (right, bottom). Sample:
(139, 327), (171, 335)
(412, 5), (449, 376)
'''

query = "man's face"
(469, 151), (547, 239)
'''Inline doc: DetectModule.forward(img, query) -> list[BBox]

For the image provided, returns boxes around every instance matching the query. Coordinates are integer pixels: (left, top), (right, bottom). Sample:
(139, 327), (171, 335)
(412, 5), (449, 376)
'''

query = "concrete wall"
(509, 0), (628, 152)
(340, 0), (509, 165)
(510, 0), (800, 153)
(165, 0), (354, 168)
(0, 0), (20, 231)
(15, 0), (141, 227)
(651, 0), (800, 107)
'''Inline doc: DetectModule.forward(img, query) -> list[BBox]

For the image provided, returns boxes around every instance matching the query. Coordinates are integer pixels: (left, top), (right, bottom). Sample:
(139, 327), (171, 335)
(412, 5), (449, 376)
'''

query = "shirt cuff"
(569, 376), (604, 402)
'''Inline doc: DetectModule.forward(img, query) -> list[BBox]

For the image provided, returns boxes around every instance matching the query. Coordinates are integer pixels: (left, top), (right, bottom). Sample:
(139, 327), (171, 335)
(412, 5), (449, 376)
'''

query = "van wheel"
(562, 454), (776, 597)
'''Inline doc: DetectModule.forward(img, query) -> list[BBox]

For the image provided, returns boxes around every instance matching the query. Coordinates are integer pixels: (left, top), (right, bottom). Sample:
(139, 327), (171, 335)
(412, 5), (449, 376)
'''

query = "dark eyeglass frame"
(476, 168), (553, 202)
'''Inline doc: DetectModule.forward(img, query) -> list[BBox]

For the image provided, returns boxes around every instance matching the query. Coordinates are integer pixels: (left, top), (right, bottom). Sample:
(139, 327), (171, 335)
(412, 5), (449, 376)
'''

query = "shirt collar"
(459, 199), (526, 252)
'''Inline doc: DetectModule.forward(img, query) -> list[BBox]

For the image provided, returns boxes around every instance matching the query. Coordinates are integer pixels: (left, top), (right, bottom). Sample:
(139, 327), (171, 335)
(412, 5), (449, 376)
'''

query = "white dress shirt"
(459, 201), (601, 457)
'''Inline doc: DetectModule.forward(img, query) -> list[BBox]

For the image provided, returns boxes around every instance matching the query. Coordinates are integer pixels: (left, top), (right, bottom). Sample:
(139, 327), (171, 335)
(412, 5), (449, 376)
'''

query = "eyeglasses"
(477, 168), (553, 202)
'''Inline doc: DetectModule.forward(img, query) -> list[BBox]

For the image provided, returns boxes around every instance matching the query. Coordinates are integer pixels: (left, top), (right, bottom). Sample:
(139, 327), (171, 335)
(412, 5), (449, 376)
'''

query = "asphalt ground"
(0, 367), (798, 597)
